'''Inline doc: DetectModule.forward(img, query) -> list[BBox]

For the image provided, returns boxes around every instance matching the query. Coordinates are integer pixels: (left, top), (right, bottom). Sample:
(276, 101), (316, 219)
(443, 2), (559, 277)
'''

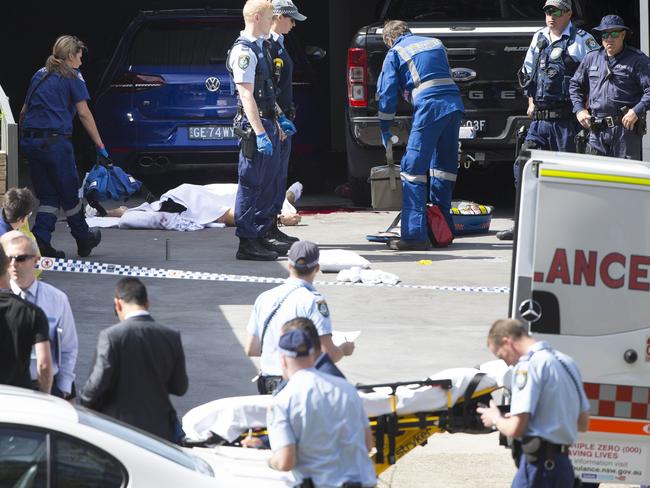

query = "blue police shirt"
(268, 368), (376, 488)
(22, 67), (90, 134)
(522, 23), (597, 104)
(510, 341), (590, 445)
(228, 31), (265, 85)
(247, 278), (333, 376)
(570, 45), (650, 117)
(377, 33), (463, 129)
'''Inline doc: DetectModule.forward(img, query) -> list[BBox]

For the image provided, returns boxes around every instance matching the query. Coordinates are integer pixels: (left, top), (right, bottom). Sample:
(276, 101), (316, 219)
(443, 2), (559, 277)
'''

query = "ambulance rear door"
(511, 149), (650, 485)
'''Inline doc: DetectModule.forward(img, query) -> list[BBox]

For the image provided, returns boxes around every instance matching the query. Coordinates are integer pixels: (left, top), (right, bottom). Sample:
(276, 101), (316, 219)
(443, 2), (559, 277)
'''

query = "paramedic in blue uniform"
(478, 319), (590, 488)
(244, 241), (354, 395)
(267, 0), (305, 246)
(228, 0), (287, 261)
(570, 15), (650, 160)
(19, 35), (103, 258)
(497, 0), (598, 241)
(266, 328), (377, 488)
(377, 20), (464, 251)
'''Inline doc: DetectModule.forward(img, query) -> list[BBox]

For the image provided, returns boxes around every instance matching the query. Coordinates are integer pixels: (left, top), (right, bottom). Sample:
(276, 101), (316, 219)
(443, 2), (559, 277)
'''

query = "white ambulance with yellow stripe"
(511, 149), (650, 485)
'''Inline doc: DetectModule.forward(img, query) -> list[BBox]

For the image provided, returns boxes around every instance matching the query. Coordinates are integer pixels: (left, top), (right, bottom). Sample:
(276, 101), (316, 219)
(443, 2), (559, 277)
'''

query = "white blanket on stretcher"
(183, 367), (498, 442)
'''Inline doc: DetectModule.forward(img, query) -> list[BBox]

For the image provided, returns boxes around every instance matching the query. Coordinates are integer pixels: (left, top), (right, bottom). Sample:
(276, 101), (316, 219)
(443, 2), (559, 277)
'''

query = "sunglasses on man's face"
(544, 7), (566, 17)
(8, 254), (36, 263)
(601, 30), (622, 39)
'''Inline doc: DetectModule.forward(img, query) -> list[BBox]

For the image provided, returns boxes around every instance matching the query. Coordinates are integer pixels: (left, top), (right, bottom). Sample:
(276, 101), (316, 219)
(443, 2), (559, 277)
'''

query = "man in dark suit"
(80, 277), (188, 442)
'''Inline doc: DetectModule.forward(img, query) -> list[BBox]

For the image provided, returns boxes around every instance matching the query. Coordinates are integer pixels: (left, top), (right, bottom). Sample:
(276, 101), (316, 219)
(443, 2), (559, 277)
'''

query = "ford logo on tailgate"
(451, 68), (477, 82)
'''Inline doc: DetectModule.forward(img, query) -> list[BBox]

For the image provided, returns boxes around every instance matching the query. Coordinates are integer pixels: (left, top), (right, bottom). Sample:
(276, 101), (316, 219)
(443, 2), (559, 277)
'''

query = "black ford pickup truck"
(345, 0), (588, 204)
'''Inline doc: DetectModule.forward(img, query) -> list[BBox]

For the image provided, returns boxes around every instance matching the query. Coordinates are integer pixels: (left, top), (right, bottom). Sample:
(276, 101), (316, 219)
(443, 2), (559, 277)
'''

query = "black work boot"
(76, 228), (102, 257)
(496, 227), (514, 241)
(236, 238), (278, 261)
(386, 239), (432, 251)
(35, 236), (66, 259)
(266, 221), (299, 244)
(258, 236), (290, 256)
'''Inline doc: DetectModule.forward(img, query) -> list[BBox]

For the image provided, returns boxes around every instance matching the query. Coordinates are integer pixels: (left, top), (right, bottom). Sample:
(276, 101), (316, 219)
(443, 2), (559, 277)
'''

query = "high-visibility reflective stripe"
(394, 39), (442, 86)
(412, 78), (455, 100)
(38, 205), (58, 215)
(540, 168), (650, 187)
(63, 202), (82, 217)
(431, 169), (457, 182)
(378, 111), (396, 121)
(400, 172), (427, 183)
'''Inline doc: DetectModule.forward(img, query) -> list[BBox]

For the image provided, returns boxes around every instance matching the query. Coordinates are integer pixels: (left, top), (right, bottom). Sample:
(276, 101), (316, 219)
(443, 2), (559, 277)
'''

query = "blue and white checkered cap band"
(272, 1), (307, 21)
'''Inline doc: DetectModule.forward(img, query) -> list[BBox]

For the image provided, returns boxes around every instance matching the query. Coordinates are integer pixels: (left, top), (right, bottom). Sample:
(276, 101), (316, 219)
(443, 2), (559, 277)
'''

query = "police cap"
(278, 329), (314, 358)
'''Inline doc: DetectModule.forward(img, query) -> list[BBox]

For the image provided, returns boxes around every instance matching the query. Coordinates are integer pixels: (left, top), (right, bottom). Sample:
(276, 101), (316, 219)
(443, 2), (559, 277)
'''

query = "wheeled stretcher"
(183, 367), (504, 474)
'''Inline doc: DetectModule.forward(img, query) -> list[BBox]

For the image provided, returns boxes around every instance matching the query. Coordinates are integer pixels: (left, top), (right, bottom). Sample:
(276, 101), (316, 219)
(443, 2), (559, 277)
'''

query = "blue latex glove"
(97, 146), (109, 159)
(256, 133), (273, 155)
(278, 114), (297, 136)
(379, 120), (392, 149)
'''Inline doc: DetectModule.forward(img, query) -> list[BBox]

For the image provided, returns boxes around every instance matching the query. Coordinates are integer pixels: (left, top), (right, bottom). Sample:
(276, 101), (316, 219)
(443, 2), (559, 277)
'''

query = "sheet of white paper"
(331, 330), (361, 346)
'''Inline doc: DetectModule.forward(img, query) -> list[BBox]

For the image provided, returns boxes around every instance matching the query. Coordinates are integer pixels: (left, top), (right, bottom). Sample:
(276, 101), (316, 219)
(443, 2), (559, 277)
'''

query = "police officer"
(570, 15), (650, 160)
(267, 0), (305, 245)
(497, 0), (598, 241)
(266, 328), (377, 488)
(378, 20), (464, 251)
(19, 35), (103, 258)
(477, 319), (590, 488)
(228, 0), (289, 261)
(244, 241), (354, 395)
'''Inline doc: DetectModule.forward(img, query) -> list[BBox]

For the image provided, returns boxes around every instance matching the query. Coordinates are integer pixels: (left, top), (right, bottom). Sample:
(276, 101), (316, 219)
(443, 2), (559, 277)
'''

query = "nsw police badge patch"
(238, 54), (250, 70)
(586, 38), (598, 51)
(317, 300), (330, 317)
(514, 370), (528, 389)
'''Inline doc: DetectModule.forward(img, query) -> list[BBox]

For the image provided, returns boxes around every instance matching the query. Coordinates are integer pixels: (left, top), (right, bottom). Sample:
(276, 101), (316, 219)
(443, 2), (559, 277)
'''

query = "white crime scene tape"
(37, 257), (509, 294)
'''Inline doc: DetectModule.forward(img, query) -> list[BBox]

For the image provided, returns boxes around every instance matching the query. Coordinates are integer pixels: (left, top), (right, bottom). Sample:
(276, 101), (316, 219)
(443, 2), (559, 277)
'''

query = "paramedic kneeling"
(477, 319), (590, 488)
(266, 329), (376, 488)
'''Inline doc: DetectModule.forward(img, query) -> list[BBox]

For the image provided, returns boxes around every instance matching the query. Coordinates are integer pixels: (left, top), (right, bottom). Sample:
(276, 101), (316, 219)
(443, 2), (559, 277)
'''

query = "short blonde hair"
(382, 20), (410, 46)
(243, 0), (272, 22)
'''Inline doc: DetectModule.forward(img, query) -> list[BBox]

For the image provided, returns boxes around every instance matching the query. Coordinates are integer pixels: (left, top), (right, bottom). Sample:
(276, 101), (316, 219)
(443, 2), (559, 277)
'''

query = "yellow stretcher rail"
(357, 377), (502, 475)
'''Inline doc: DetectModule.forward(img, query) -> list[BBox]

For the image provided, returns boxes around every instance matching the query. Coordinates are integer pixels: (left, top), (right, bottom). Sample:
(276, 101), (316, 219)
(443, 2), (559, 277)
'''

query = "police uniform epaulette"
(628, 46), (646, 56)
(576, 28), (588, 37)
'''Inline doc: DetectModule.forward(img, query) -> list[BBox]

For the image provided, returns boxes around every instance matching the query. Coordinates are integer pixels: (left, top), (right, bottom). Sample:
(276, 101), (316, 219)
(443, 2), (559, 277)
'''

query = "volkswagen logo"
(205, 77), (221, 92)
(519, 299), (542, 323)
(451, 68), (477, 83)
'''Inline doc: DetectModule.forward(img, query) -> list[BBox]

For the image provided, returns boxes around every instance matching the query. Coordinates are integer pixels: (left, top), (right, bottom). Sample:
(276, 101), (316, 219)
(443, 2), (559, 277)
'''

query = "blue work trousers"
(588, 126), (642, 160)
(20, 135), (88, 243)
(235, 118), (281, 239)
(515, 118), (580, 188)
(512, 453), (575, 488)
(273, 135), (292, 215)
(401, 110), (462, 242)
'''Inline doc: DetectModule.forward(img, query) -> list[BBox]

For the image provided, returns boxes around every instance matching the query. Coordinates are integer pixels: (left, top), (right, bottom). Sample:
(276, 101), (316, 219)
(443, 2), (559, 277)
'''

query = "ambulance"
(510, 149), (650, 485)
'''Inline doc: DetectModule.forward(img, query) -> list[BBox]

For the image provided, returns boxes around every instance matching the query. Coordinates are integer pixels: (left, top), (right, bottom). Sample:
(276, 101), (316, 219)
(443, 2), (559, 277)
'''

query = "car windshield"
(129, 19), (242, 66)
(76, 407), (197, 472)
(386, 0), (544, 21)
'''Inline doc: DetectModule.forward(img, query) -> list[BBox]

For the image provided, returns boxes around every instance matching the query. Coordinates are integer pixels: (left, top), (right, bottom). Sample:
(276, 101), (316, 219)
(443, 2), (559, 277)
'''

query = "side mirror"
(305, 45), (327, 62)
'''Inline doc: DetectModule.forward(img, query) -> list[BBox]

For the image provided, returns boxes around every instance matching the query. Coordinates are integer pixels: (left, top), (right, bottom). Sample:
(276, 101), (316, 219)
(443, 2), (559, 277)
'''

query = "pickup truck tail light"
(347, 48), (367, 107)
(109, 73), (166, 92)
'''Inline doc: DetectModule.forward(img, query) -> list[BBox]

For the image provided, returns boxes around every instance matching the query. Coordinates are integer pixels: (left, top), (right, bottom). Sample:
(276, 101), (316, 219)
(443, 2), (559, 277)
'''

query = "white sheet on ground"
(318, 249), (371, 273)
(182, 367), (499, 442)
(86, 217), (121, 228)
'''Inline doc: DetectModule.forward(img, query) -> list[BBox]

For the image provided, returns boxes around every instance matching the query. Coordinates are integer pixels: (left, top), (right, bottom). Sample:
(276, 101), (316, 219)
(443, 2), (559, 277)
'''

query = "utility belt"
(21, 129), (72, 140)
(295, 479), (364, 488)
(280, 104), (296, 121)
(532, 108), (572, 121)
(521, 436), (570, 469)
(256, 374), (282, 395)
(591, 114), (647, 136)
(233, 106), (277, 159)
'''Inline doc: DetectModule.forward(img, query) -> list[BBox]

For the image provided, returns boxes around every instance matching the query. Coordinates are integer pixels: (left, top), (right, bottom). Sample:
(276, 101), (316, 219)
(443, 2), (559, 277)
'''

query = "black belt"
(259, 110), (277, 120)
(22, 129), (71, 139)
(532, 109), (572, 121)
(592, 115), (623, 129)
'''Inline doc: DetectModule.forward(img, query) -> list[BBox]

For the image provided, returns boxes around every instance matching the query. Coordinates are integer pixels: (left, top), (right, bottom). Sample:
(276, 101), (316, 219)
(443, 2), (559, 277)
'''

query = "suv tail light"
(347, 48), (367, 108)
(110, 73), (166, 92)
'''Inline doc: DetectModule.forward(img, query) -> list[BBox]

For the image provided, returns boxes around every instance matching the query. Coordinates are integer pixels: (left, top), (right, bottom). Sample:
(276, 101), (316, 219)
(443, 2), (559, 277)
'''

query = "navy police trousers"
(512, 453), (575, 488)
(235, 118), (281, 239)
